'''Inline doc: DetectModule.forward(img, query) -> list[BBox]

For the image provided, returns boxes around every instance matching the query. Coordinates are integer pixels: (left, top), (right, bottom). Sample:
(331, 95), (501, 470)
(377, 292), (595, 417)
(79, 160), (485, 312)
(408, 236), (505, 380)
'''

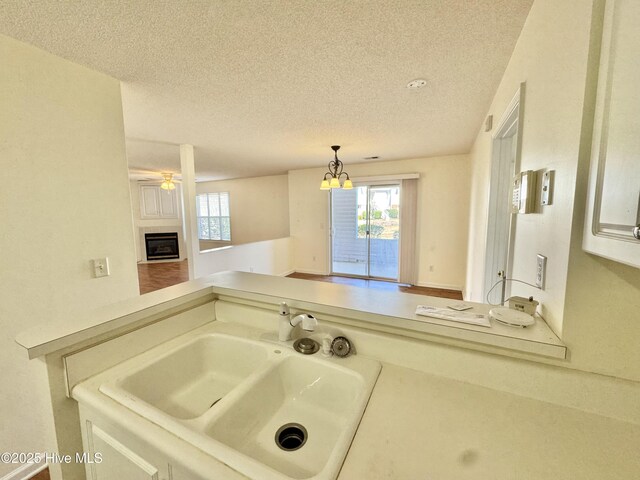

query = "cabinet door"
(159, 186), (178, 218)
(87, 421), (160, 480)
(584, 0), (640, 268)
(140, 186), (160, 219)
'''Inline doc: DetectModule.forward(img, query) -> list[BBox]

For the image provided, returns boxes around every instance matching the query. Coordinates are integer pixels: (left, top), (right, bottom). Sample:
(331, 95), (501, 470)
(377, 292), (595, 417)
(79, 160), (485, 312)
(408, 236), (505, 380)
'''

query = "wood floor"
(286, 272), (463, 299)
(30, 468), (50, 480)
(137, 259), (190, 294)
(136, 262), (462, 300)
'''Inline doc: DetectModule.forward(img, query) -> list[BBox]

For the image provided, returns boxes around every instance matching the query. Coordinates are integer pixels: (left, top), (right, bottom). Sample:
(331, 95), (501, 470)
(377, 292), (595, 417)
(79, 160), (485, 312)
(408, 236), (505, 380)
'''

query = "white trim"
(483, 83), (525, 304)
(415, 281), (463, 291)
(278, 269), (295, 277)
(0, 462), (47, 480)
(292, 268), (329, 275)
(199, 245), (233, 254)
(351, 173), (419, 183)
(492, 85), (523, 140)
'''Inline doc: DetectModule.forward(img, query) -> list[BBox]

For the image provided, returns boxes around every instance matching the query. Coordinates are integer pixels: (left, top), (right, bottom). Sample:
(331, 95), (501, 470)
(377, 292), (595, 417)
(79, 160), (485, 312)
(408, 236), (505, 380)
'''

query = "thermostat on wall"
(489, 307), (535, 328)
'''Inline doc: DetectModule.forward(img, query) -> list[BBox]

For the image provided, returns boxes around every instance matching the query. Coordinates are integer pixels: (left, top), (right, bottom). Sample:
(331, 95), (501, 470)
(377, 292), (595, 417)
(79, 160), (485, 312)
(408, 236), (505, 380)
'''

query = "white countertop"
(16, 271), (566, 359)
(341, 363), (640, 479)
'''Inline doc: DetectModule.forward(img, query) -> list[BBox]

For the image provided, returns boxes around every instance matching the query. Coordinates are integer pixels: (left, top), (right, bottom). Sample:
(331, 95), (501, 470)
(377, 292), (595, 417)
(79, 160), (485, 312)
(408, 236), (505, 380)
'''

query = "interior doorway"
(483, 86), (524, 304)
(330, 183), (400, 281)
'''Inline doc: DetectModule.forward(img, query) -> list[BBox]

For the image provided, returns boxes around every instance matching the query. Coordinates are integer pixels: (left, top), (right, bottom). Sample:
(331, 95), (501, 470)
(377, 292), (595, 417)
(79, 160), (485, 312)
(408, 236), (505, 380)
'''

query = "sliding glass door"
(331, 184), (400, 280)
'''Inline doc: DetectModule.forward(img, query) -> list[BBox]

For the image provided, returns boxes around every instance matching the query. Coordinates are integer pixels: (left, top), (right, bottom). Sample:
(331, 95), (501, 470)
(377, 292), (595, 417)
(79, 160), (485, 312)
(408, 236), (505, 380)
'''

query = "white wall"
(465, 0), (640, 382)
(0, 34), (139, 477)
(288, 155), (470, 290)
(196, 174), (290, 249)
(193, 237), (293, 279)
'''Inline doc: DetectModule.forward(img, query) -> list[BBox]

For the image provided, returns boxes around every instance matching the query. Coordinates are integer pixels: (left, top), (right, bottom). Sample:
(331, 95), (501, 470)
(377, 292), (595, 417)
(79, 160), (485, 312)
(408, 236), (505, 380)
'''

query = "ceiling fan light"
(160, 173), (175, 191)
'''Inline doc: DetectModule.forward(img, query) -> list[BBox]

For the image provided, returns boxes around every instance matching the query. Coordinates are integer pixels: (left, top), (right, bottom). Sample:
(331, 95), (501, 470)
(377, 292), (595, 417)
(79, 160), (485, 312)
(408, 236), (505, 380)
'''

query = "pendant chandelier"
(320, 145), (353, 190)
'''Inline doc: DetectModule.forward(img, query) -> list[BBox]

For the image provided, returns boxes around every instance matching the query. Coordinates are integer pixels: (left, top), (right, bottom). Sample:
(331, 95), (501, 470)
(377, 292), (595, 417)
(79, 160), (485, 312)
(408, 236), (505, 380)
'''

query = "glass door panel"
(368, 186), (400, 279)
(331, 187), (368, 276)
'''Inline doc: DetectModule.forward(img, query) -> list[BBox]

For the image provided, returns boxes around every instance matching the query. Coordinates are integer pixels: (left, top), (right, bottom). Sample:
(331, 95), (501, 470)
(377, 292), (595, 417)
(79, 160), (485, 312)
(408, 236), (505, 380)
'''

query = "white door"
(483, 88), (523, 304)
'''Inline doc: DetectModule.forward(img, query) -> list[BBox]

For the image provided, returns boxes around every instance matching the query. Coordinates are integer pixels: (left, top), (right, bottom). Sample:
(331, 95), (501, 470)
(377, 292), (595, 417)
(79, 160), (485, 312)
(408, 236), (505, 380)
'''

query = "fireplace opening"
(145, 232), (179, 261)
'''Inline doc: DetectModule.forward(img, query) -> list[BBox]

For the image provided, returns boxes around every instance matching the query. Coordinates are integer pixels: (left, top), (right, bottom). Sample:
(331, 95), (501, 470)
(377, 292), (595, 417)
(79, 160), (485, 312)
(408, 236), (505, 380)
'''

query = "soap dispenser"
(278, 301), (291, 341)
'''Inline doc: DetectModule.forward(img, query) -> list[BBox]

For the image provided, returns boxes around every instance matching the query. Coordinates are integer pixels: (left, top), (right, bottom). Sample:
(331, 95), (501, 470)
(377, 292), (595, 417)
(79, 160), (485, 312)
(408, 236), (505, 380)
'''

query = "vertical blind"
(399, 179), (418, 285)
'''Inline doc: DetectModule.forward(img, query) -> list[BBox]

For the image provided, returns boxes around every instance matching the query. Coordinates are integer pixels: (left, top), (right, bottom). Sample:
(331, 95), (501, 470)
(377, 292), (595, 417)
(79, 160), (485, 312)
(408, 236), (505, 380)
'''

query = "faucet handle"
(279, 301), (290, 316)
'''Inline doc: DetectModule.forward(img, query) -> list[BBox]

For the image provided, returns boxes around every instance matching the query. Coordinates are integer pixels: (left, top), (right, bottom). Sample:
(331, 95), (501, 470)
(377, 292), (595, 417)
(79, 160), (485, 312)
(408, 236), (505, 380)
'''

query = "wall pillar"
(180, 144), (199, 280)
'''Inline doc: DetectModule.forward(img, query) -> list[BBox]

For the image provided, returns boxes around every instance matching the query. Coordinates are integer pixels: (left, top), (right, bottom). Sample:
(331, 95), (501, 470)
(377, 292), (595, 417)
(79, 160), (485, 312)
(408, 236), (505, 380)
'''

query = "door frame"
(329, 181), (401, 281)
(483, 83), (526, 304)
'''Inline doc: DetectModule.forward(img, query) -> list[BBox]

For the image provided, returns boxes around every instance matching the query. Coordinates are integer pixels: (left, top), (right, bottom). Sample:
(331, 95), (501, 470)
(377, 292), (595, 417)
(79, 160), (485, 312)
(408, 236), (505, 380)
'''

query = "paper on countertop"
(415, 305), (491, 328)
(447, 302), (473, 311)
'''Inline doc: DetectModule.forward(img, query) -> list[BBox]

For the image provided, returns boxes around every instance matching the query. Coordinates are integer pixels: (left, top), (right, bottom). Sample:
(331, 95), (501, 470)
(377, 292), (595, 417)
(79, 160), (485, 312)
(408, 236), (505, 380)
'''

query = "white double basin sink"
(88, 326), (381, 480)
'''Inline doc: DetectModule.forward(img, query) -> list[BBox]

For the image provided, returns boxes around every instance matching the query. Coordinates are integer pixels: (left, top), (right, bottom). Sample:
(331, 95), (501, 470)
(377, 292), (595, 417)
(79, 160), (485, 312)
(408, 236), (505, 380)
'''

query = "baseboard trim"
(289, 269), (329, 276)
(0, 462), (47, 480)
(415, 282), (463, 291)
(278, 269), (295, 277)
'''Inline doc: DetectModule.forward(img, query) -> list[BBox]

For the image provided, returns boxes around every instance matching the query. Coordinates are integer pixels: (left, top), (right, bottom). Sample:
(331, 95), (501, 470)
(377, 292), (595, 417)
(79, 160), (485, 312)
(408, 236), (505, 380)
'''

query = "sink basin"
(207, 356), (369, 479)
(96, 329), (380, 480)
(101, 334), (269, 419)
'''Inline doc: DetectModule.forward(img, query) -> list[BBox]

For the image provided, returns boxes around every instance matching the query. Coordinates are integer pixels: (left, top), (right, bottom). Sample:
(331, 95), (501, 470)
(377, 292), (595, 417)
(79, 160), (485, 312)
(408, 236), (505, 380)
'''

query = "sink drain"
(275, 423), (307, 451)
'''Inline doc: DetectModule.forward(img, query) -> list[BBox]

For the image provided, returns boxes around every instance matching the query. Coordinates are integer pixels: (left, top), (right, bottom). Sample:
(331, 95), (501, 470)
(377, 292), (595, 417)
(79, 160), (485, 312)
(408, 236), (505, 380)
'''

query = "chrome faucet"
(278, 302), (318, 341)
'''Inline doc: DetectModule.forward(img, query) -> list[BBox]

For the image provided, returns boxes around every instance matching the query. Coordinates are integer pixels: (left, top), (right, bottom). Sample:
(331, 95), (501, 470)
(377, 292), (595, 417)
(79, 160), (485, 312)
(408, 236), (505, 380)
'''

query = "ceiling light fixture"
(320, 145), (353, 190)
(160, 173), (176, 191)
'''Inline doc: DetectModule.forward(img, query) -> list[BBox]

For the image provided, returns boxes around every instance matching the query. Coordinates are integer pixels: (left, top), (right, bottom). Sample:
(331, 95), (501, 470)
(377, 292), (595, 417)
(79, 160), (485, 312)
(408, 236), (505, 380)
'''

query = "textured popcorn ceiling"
(0, 1), (532, 181)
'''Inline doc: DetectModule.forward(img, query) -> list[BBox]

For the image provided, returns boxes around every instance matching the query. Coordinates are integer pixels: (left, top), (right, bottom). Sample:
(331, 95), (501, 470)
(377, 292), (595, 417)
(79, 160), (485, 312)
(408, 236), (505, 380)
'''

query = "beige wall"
(0, 34), (139, 477)
(196, 174), (290, 249)
(465, 0), (640, 381)
(289, 155), (470, 289)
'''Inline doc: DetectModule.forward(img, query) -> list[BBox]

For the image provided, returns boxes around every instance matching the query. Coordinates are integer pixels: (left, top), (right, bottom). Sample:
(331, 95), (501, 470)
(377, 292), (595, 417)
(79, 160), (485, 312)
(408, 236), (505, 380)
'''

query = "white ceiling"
(0, 0), (533, 181)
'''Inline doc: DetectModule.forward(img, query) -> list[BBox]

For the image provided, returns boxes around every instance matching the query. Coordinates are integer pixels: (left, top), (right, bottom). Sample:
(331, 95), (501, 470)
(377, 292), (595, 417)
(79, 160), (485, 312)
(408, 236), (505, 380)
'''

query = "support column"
(180, 144), (198, 280)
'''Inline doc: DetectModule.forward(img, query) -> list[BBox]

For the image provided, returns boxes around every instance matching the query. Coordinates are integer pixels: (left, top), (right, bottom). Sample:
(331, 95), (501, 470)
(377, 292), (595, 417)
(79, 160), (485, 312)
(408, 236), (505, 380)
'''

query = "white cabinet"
(140, 185), (179, 220)
(78, 407), (244, 480)
(85, 421), (161, 480)
(584, 0), (640, 268)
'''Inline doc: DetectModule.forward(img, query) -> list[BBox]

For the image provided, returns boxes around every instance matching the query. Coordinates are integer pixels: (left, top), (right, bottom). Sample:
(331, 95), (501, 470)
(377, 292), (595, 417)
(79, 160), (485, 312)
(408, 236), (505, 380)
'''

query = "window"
(197, 192), (231, 241)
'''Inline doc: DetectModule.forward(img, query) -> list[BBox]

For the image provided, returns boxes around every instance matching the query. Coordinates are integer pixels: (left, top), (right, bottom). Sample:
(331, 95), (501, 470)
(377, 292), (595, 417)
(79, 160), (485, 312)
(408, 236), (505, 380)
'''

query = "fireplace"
(145, 232), (179, 260)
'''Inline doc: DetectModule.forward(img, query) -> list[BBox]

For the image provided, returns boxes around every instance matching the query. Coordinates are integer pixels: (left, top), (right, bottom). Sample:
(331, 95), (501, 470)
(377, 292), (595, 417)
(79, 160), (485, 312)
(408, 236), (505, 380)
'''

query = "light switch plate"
(541, 170), (554, 205)
(536, 254), (546, 289)
(92, 257), (110, 278)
